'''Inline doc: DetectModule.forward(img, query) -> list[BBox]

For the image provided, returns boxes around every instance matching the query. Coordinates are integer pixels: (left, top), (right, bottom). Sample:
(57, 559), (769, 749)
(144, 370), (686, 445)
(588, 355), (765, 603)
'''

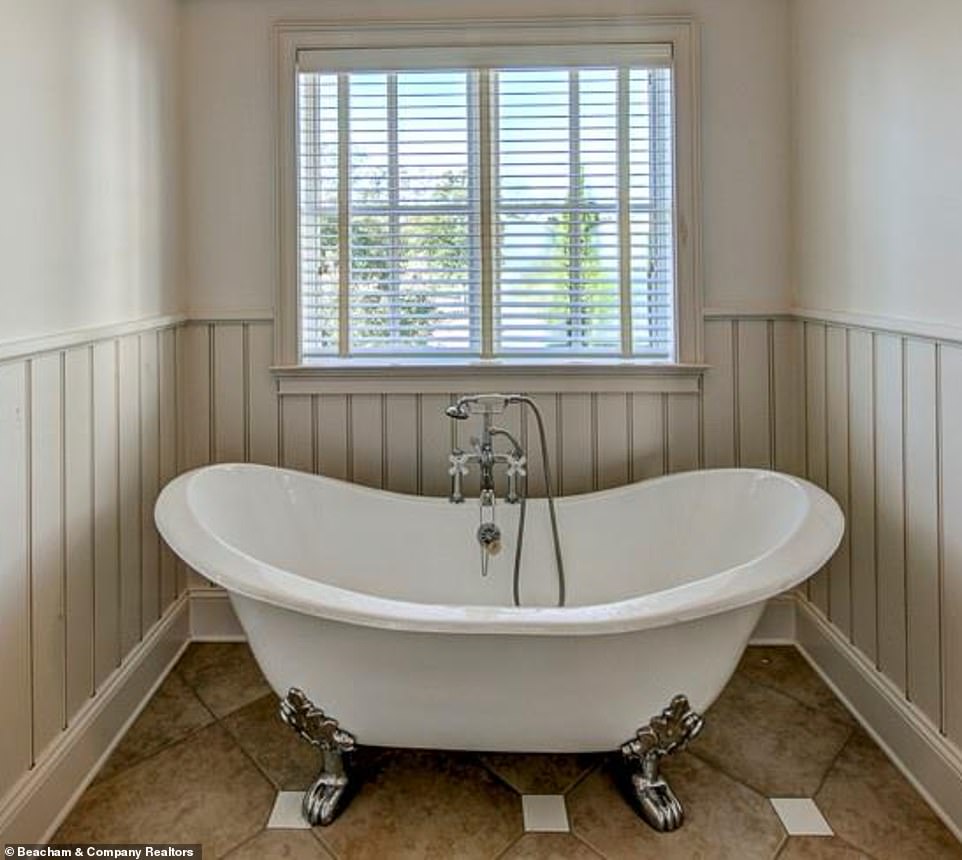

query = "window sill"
(271, 359), (707, 395)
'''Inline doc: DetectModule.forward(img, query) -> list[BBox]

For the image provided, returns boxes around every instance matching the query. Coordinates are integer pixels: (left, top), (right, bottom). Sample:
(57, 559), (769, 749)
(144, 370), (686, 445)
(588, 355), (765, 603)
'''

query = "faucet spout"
(443, 393), (566, 608)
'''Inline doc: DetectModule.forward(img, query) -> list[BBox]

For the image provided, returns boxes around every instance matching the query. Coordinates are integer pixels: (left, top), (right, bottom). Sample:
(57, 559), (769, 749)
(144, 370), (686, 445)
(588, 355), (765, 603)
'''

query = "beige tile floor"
(54, 644), (962, 859)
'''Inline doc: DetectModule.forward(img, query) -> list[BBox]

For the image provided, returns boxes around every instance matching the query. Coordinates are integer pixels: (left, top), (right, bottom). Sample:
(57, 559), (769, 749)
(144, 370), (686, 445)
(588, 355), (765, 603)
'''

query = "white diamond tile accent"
(770, 797), (834, 836)
(522, 794), (569, 832)
(267, 791), (311, 829)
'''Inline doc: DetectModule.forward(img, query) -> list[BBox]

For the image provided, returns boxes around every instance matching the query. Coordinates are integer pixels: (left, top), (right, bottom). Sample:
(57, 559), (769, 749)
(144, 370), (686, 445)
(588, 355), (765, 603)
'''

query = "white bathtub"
(155, 464), (842, 754)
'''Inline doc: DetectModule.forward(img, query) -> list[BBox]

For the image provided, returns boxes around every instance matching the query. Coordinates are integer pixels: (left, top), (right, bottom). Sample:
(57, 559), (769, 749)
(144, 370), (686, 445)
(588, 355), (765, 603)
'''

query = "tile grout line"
(688, 670), (853, 801)
(685, 745), (781, 804)
(571, 831), (607, 859)
(569, 827), (612, 860)
(736, 675), (856, 732)
(808, 721), (856, 802)
(312, 826), (342, 860)
(217, 827), (263, 860)
(771, 833), (789, 859)
(737, 654), (856, 724)
(307, 826), (340, 860)
(490, 830), (526, 860)
(561, 759), (604, 797)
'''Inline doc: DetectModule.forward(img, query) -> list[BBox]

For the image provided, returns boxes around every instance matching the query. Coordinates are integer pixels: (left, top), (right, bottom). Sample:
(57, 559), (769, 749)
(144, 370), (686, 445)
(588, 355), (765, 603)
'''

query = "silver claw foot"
(620, 694), (705, 832)
(280, 688), (357, 826)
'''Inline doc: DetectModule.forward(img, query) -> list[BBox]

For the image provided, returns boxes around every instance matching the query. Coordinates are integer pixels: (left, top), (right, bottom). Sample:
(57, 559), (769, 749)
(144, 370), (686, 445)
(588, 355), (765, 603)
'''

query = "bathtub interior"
(186, 465), (809, 609)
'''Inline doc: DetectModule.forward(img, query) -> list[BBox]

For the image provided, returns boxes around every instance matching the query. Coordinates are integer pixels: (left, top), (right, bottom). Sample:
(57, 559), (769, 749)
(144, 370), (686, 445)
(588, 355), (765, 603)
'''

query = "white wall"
(792, 0), (962, 326)
(182, 0), (792, 315)
(0, 0), (186, 842)
(790, 1), (962, 830)
(0, 0), (184, 343)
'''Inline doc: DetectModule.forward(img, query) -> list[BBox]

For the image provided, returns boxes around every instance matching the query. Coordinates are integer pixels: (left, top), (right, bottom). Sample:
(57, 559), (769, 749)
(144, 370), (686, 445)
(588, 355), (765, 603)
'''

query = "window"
(275, 20), (701, 370)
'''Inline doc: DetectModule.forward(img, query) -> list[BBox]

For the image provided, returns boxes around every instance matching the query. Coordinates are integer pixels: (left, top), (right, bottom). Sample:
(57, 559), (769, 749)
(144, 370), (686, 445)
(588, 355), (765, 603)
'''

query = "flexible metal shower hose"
(510, 397), (566, 609)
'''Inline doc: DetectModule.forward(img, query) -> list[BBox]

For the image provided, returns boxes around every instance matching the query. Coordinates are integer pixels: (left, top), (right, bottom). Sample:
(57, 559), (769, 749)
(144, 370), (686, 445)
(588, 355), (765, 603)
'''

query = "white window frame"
(272, 17), (703, 392)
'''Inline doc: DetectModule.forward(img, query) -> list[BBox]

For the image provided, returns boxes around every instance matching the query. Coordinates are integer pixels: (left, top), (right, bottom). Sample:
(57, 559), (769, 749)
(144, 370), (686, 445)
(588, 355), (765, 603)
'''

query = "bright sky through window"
(296, 64), (674, 359)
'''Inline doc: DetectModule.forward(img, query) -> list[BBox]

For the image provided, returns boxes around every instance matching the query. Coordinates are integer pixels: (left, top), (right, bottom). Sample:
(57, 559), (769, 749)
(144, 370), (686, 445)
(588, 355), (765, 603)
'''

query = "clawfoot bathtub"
(155, 465), (843, 830)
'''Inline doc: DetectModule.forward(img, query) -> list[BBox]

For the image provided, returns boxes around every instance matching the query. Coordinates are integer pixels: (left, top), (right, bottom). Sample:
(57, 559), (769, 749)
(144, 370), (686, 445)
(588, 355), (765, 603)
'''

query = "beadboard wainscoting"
(6, 311), (962, 840)
(178, 316), (802, 496)
(795, 315), (962, 753)
(0, 320), (188, 843)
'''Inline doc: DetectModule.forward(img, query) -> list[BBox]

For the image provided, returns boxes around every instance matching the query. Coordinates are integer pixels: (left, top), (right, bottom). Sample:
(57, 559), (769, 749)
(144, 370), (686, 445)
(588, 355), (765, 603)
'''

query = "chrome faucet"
(444, 394), (566, 607)
(446, 395), (526, 578)
(446, 396), (526, 505)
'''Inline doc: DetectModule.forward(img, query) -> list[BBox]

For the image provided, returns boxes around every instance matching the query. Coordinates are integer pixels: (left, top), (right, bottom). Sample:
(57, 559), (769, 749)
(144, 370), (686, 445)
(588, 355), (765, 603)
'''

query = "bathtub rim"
(154, 464), (844, 637)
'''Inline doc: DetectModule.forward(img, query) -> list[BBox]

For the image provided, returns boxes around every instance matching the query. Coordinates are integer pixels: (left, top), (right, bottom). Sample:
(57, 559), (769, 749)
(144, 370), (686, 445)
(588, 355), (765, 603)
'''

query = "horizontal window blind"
(296, 55), (675, 360)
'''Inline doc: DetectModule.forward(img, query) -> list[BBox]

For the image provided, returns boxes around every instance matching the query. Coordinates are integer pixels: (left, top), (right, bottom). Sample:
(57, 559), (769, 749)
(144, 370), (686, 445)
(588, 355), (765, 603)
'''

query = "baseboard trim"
(0, 595), (190, 845)
(749, 594), (797, 644)
(189, 587), (246, 641)
(795, 597), (962, 841)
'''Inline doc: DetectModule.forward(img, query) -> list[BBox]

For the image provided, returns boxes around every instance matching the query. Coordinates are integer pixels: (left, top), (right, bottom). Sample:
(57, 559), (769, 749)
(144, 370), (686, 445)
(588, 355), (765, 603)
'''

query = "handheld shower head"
(444, 394), (520, 422)
(444, 403), (470, 420)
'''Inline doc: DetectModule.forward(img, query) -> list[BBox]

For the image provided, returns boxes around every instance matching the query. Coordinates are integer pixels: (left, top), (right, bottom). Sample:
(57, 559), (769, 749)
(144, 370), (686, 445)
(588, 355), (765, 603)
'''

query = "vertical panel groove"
(902, 336), (910, 692)
(660, 392), (669, 473)
(25, 359), (35, 766)
(137, 336), (144, 642)
(277, 391), (286, 467)
(415, 394), (424, 495)
(113, 340), (121, 669)
(590, 394), (599, 491)
(173, 327), (181, 475)
(799, 320), (808, 475)
(311, 395), (319, 474)
(381, 394), (389, 484)
(803, 322), (811, 600)
(88, 345), (96, 696)
(556, 394), (564, 496)
(312, 396), (321, 475)
(824, 326), (831, 620)
(732, 320), (741, 466)
(242, 324), (251, 462)
(173, 330), (185, 598)
(156, 331), (163, 621)
(345, 394), (354, 482)
(767, 320), (776, 466)
(59, 351), (68, 729)
(696, 375), (705, 469)
(207, 324), (216, 459)
(936, 343), (945, 733)
(872, 332), (880, 666)
(846, 328), (854, 638)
